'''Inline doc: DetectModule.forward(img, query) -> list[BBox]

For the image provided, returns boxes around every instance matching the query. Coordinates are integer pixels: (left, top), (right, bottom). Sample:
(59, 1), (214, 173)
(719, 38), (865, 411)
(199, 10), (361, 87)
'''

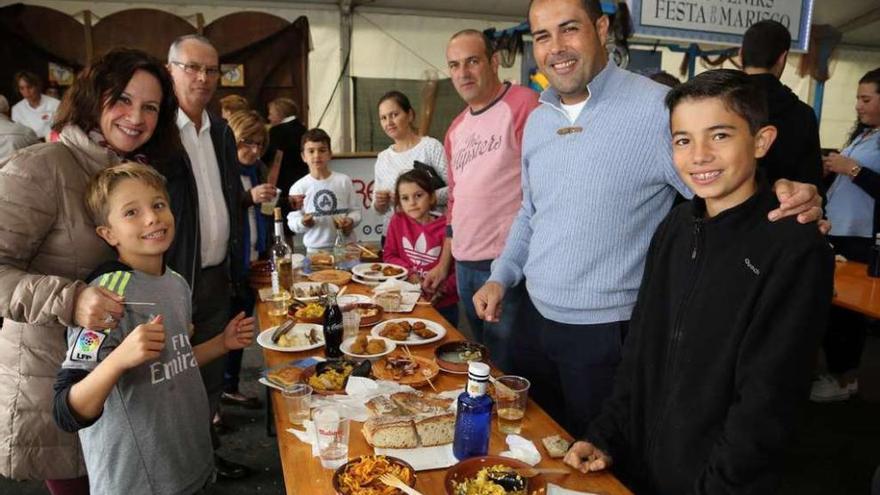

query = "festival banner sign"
(626, 0), (815, 51)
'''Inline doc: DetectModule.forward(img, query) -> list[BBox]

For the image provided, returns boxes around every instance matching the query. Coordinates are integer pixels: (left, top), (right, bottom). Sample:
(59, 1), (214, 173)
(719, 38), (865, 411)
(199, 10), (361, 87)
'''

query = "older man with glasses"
(166, 34), (253, 481)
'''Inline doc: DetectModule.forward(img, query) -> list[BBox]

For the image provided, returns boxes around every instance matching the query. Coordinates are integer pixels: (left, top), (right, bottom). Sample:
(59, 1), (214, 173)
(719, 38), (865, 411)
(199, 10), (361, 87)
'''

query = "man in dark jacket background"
(741, 20), (824, 193)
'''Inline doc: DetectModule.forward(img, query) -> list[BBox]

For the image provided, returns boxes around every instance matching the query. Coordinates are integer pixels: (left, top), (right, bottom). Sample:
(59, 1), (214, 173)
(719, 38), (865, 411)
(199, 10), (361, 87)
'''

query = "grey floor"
(3, 320), (880, 494)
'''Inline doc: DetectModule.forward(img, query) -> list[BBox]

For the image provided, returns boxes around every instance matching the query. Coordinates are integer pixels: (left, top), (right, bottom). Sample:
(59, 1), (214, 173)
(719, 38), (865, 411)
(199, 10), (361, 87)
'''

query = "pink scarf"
(87, 128), (149, 164)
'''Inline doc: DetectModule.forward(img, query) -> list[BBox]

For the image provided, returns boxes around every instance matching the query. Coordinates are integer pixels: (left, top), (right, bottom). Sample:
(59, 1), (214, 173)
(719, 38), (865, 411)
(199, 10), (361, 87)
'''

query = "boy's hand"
(302, 213), (315, 227)
(223, 312), (255, 351)
(768, 179), (822, 224)
(373, 190), (391, 213)
(75, 285), (125, 331)
(339, 216), (354, 235)
(473, 282), (504, 322)
(290, 194), (305, 210)
(112, 315), (165, 370)
(564, 441), (612, 473)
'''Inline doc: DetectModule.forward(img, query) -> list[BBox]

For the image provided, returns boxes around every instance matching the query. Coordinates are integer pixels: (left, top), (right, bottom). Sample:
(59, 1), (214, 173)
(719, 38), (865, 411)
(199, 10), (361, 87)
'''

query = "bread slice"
(365, 396), (406, 417)
(390, 391), (453, 416)
(414, 413), (454, 446)
(362, 417), (418, 449)
(542, 435), (571, 458)
(267, 366), (299, 388)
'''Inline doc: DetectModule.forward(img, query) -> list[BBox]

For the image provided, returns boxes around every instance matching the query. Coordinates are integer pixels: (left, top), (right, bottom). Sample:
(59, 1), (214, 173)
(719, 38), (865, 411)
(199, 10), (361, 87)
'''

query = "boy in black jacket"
(565, 69), (834, 494)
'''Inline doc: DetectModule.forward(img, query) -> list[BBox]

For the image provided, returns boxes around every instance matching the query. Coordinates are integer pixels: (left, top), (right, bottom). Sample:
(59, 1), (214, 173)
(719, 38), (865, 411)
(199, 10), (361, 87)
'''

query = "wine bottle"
(270, 207), (293, 294)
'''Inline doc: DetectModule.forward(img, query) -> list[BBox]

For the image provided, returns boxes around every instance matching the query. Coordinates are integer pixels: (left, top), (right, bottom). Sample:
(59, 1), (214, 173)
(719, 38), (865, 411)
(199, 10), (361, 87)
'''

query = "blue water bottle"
(453, 362), (494, 460)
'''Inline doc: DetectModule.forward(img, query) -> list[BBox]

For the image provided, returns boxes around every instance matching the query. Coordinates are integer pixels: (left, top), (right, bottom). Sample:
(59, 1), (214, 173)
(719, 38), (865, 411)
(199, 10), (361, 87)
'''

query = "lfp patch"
(70, 329), (107, 362)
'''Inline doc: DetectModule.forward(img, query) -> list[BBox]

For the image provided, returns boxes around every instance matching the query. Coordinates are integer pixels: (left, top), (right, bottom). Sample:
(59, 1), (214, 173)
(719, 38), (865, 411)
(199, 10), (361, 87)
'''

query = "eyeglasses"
(238, 139), (264, 150)
(169, 61), (223, 79)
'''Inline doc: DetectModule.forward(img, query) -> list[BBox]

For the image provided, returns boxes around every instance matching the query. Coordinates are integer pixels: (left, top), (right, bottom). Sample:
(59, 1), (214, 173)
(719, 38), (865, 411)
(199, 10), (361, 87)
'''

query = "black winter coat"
(751, 74), (824, 193)
(587, 184), (834, 495)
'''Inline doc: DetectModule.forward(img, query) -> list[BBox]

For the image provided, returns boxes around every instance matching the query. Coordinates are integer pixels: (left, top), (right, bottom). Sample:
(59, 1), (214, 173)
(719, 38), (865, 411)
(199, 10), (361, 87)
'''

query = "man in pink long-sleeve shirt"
(439, 29), (538, 372)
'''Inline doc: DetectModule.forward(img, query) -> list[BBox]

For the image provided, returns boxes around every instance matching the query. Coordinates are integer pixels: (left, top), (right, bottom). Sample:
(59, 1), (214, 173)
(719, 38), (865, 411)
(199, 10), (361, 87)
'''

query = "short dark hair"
(301, 128), (331, 149)
(449, 29), (494, 60)
(528, 0), (603, 22)
(394, 169), (437, 208)
(741, 20), (791, 69)
(665, 69), (767, 135)
(13, 70), (42, 93)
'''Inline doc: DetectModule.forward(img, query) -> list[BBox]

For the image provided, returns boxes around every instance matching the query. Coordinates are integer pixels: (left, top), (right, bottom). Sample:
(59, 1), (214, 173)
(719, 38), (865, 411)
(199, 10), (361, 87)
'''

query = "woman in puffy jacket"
(0, 48), (181, 494)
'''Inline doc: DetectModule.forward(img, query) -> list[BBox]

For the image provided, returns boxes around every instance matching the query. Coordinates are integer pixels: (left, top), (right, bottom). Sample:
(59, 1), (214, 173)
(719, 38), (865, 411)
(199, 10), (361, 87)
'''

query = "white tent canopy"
(14, 0), (880, 149)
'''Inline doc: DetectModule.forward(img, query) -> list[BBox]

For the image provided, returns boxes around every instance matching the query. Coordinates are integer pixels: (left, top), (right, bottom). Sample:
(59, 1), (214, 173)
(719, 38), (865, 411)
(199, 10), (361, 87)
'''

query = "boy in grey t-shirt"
(52, 163), (255, 495)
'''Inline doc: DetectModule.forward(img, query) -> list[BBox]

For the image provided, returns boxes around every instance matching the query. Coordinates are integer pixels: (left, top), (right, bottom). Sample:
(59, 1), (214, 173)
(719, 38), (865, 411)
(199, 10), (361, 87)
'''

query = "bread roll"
(362, 417), (419, 449)
(414, 413), (454, 447)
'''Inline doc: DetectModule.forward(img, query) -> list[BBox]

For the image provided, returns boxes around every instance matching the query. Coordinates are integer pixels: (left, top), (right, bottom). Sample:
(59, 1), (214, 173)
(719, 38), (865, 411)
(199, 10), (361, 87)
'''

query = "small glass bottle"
(333, 228), (347, 271)
(868, 233), (880, 278)
(322, 284), (343, 359)
(453, 362), (494, 460)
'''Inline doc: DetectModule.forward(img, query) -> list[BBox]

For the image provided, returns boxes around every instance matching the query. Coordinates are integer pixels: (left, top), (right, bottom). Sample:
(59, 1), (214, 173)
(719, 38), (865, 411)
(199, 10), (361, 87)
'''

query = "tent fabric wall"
(11, 0), (526, 151)
(2, 3), (312, 139)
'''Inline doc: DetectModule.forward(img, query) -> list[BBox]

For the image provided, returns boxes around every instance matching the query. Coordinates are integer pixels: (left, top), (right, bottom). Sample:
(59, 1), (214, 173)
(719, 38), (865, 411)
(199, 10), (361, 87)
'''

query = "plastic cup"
(283, 384), (312, 426)
(260, 187), (282, 216)
(342, 311), (361, 340)
(313, 406), (350, 469)
(495, 375), (530, 434)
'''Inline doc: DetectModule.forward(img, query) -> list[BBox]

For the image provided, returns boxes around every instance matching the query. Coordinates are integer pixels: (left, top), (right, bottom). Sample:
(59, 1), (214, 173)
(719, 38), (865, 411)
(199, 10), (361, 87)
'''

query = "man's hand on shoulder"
(769, 179), (822, 225)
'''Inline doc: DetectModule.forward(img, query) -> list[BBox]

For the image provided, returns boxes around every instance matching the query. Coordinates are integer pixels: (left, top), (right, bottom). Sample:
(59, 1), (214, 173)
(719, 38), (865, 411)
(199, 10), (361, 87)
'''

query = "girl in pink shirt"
(383, 170), (458, 326)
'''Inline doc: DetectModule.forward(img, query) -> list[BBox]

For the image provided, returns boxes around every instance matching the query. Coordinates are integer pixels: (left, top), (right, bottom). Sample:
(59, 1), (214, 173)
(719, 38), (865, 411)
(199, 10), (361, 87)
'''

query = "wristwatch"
(850, 165), (862, 178)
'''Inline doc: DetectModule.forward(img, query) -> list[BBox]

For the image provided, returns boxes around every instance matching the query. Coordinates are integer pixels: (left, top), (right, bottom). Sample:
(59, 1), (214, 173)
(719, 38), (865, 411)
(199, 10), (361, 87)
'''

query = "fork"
(378, 473), (423, 495)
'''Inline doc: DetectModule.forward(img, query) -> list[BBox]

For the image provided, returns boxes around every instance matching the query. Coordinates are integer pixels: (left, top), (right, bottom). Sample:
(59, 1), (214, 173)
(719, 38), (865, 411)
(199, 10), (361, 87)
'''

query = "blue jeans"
(436, 303), (460, 330)
(456, 262), (524, 374)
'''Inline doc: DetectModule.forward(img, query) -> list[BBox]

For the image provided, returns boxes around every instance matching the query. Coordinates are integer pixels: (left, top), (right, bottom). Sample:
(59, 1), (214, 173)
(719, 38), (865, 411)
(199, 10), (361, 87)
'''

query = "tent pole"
(339, 0), (353, 152)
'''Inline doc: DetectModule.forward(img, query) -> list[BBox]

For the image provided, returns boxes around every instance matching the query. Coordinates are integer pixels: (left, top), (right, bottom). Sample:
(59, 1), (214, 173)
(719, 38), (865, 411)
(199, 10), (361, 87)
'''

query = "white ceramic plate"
(257, 323), (324, 352)
(351, 273), (381, 286)
(351, 263), (408, 281)
(340, 336), (396, 361)
(370, 318), (446, 346)
(291, 282), (339, 301)
(337, 294), (373, 306)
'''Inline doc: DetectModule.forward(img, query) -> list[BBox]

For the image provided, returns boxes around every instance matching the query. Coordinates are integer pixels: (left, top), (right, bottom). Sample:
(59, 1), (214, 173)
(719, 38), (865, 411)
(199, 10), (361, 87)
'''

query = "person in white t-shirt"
(371, 91), (448, 234)
(288, 128), (361, 251)
(11, 71), (60, 139)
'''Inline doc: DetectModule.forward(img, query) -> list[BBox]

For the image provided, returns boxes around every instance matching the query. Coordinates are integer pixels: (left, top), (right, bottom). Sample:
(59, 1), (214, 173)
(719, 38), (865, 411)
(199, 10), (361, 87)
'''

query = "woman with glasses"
(220, 109), (274, 411)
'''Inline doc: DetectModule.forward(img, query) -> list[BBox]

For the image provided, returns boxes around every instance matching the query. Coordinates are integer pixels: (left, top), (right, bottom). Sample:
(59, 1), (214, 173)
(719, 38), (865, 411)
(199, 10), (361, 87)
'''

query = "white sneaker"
(810, 374), (856, 402)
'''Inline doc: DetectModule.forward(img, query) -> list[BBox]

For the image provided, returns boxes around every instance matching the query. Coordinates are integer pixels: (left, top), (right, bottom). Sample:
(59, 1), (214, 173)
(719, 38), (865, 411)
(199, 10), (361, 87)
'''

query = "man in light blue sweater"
(474, 0), (825, 437)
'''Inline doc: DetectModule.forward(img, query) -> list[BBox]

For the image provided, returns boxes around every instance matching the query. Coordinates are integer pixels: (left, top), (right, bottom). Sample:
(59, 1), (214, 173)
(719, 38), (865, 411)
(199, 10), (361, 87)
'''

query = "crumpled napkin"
(500, 434), (541, 466)
(373, 278), (421, 293)
(287, 421), (319, 457)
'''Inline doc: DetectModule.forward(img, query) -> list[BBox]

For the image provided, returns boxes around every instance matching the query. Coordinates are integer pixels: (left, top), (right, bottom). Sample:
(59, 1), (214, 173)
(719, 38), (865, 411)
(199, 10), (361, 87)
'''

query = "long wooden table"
(833, 261), (880, 318)
(258, 283), (633, 494)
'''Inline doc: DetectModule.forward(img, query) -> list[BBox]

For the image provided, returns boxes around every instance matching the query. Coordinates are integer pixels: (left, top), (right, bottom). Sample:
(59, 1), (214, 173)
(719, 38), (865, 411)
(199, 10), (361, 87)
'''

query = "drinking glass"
(260, 187), (282, 215)
(495, 375), (530, 434)
(266, 290), (292, 327)
(342, 311), (361, 340)
(313, 406), (350, 469)
(283, 384), (312, 426)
